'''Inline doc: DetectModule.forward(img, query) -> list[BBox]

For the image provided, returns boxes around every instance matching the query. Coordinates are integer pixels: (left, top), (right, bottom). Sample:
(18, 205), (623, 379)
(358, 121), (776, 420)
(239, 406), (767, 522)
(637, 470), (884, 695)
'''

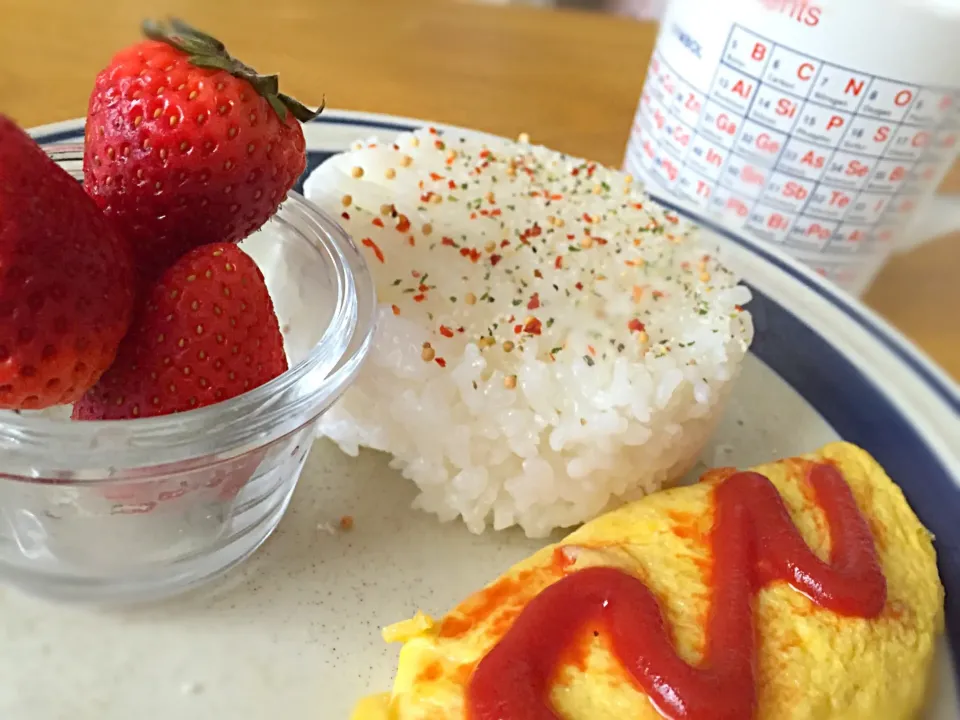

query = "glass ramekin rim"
(0, 145), (377, 477)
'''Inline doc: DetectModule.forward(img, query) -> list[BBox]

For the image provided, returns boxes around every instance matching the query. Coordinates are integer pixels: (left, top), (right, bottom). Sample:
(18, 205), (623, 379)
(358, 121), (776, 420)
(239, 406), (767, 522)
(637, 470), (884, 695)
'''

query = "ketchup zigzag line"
(466, 464), (887, 720)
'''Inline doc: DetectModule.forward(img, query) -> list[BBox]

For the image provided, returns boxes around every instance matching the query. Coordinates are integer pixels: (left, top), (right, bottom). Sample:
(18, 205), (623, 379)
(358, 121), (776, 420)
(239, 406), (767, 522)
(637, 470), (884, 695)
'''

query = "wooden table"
(1, 0), (958, 379)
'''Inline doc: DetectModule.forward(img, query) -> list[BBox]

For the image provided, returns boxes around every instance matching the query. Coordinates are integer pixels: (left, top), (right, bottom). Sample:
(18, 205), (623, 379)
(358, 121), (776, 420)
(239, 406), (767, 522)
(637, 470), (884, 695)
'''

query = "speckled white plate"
(8, 112), (959, 720)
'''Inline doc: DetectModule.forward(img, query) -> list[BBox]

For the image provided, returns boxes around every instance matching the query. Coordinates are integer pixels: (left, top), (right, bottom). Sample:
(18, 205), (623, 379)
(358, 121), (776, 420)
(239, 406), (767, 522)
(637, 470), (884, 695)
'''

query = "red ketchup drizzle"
(466, 464), (886, 720)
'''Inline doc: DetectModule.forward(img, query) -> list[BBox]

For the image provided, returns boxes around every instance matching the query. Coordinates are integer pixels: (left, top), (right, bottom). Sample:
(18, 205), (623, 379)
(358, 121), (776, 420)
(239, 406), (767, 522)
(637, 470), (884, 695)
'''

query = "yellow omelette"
(353, 442), (944, 720)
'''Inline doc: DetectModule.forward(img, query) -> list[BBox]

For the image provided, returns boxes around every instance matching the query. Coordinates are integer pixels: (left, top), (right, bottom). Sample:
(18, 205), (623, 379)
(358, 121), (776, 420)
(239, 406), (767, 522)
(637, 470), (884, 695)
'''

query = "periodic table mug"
(624, 0), (960, 295)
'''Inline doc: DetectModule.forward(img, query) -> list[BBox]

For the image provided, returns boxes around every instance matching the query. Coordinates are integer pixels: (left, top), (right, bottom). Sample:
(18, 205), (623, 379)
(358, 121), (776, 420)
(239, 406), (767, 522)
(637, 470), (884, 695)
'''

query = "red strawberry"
(83, 18), (323, 281)
(0, 115), (135, 410)
(73, 242), (287, 420)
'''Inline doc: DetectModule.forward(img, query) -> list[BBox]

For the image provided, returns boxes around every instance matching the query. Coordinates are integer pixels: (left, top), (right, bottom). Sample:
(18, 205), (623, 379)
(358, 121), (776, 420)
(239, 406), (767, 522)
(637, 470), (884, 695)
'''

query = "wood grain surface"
(1, 0), (957, 379)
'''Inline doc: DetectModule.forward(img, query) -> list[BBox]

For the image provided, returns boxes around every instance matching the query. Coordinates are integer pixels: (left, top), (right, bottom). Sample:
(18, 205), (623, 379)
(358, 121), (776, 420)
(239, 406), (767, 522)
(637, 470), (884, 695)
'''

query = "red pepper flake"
(439, 326), (454, 338)
(479, 209), (490, 217)
(489, 209), (501, 217)
(447, 179), (457, 190)
(587, 345), (596, 356)
(489, 253), (503, 266)
(470, 212), (478, 220)
(412, 270), (421, 278)
(530, 190), (542, 198)
(429, 172), (445, 181)
(434, 140), (445, 150)
(372, 218), (385, 228)
(571, 167), (580, 176)
(575, 282), (584, 291)
(459, 247), (482, 263)
(631, 202), (644, 210)
(341, 211), (351, 220)
(435, 357), (447, 368)
(628, 318), (646, 333)
(361, 238), (385, 263)
(420, 192), (435, 202)
(652, 290), (665, 299)
(549, 193), (563, 201)
(531, 223), (542, 237)
(594, 237), (608, 245)
(428, 127), (438, 135)
(442, 237), (457, 247)
(413, 293), (426, 303)
(735, 304), (744, 312)
(666, 214), (679, 224)
(566, 234), (575, 240)
(391, 304), (400, 316)
(457, 327), (465, 333)
(533, 269), (543, 279)
(527, 293), (540, 310)
(554, 255), (563, 269)
(524, 318), (543, 335)
(479, 149), (492, 159)
(500, 239), (510, 248)
(586, 163), (597, 178)
(513, 324), (523, 334)
(418, 284), (428, 292)
(408, 236), (416, 246)
(581, 212), (593, 223)
(396, 215), (411, 232)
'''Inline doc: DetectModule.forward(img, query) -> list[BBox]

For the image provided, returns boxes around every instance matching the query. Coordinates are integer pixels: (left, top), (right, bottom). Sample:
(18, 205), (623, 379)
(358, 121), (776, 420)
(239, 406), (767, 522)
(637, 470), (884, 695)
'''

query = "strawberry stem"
(141, 18), (325, 123)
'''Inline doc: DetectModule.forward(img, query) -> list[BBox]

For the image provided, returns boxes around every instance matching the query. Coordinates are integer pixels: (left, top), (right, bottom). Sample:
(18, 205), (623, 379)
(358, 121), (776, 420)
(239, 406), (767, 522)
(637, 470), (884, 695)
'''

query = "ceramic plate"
(8, 112), (959, 720)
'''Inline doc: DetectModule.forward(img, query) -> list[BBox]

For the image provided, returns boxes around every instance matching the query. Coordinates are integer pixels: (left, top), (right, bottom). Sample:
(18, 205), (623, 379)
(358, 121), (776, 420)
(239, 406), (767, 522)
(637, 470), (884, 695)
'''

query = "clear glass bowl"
(0, 145), (376, 603)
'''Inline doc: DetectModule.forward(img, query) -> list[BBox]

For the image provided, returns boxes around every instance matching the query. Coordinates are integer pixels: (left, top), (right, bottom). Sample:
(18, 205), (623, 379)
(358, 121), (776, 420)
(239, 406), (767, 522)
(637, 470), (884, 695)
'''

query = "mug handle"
(900, 193), (960, 251)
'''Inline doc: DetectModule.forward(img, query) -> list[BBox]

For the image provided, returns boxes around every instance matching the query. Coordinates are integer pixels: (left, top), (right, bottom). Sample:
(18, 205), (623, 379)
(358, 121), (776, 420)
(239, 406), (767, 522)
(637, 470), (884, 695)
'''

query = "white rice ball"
(304, 128), (753, 537)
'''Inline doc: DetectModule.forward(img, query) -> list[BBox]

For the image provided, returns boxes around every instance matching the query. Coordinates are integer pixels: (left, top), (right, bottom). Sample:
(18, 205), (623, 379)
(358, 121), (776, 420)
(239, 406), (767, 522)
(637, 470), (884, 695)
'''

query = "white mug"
(624, 0), (960, 295)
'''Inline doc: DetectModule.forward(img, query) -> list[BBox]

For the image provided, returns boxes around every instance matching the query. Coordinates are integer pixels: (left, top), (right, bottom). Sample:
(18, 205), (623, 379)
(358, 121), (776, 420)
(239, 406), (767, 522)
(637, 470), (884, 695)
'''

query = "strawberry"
(83, 18), (323, 281)
(0, 115), (135, 410)
(72, 242), (287, 420)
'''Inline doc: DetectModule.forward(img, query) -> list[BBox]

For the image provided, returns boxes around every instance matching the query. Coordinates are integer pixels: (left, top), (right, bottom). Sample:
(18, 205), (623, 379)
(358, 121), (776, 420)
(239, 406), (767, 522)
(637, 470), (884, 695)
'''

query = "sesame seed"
(422, 223), (433, 236)
(465, 292), (477, 305)
(400, 155), (413, 167)
(518, 132), (530, 144)
(342, 194), (352, 207)
(385, 168), (397, 180)
(421, 344), (435, 362)
(502, 341), (515, 352)
(504, 375), (518, 389)
(351, 166), (364, 179)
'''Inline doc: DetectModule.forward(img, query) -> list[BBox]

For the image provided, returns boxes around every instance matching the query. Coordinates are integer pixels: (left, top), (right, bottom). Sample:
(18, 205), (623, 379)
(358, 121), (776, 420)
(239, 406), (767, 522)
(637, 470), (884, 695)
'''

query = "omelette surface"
(352, 442), (944, 720)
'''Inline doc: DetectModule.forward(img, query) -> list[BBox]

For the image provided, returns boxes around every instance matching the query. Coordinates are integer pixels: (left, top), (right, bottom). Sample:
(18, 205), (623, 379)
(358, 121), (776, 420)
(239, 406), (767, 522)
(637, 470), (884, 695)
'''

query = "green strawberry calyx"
(142, 18), (324, 123)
